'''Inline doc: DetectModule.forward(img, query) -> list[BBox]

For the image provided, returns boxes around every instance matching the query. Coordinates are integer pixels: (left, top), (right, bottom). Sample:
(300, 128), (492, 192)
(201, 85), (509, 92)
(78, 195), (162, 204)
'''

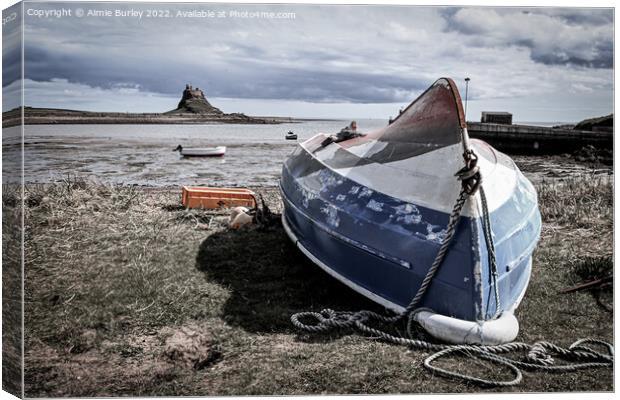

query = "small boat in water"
(174, 145), (226, 157)
(280, 78), (541, 345)
(286, 131), (298, 140)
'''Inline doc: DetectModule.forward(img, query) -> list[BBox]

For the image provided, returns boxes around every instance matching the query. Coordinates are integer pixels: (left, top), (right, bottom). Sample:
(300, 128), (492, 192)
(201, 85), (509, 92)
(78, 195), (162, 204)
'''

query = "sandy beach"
(2, 166), (612, 396)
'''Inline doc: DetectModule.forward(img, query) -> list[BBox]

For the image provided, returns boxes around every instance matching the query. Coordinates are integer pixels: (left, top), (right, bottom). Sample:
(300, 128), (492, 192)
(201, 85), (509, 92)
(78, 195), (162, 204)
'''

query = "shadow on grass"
(195, 225), (385, 335)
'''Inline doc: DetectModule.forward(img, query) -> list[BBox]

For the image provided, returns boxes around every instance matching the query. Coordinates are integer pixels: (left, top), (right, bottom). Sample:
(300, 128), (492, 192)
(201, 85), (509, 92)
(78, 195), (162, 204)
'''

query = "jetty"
(467, 122), (613, 154)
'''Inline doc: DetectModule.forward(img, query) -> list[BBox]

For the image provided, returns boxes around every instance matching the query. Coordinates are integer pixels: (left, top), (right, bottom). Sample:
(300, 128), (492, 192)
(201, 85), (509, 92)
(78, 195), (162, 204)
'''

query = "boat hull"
(180, 146), (226, 157)
(280, 152), (540, 322)
(280, 78), (541, 343)
(281, 208), (531, 344)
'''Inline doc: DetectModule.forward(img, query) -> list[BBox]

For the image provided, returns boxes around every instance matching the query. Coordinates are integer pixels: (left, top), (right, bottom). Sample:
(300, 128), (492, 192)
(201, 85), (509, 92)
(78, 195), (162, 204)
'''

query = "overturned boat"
(280, 78), (541, 345)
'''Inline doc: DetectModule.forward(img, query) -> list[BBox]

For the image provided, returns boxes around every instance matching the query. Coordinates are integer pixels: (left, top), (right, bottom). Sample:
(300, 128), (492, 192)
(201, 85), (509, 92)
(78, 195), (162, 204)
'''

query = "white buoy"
(229, 207), (252, 229)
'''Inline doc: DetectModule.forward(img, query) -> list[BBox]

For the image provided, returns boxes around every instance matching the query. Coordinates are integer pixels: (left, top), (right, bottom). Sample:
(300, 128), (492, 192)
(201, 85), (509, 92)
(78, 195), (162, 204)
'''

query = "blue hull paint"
(281, 188), (478, 319)
(478, 172), (541, 319)
(281, 147), (541, 323)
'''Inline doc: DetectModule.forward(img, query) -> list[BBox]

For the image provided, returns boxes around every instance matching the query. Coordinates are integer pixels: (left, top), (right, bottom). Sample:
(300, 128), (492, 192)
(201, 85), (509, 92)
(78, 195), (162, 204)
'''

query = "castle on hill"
(168, 83), (224, 115)
(179, 84), (206, 105)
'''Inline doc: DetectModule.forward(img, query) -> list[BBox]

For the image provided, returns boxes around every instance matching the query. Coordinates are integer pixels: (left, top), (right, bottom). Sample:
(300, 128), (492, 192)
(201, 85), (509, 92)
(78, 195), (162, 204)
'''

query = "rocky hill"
(164, 84), (268, 123)
(166, 84), (225, 115)
(2, 84), (287, 127)
(573, 114), (613, 132)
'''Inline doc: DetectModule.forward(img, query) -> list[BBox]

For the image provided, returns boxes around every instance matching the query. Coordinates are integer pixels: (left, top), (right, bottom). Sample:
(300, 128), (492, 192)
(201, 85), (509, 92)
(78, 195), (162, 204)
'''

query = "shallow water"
(2, 120), (611, 187)
(3, 120), (386, 187)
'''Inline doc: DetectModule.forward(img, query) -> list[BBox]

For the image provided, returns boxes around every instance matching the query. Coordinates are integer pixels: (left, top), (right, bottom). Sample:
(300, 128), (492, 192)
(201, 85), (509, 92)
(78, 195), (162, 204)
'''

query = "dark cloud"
(530, 41), (613, 69)
(4, 2), (613, 112)
(533, 9), (614, 26)
(444, 8), (613, 68)
(20, 3), (433, 104)
(2, 5), (23, 88)
(23, 40), (427, 103)
(2, 44), (21, 88)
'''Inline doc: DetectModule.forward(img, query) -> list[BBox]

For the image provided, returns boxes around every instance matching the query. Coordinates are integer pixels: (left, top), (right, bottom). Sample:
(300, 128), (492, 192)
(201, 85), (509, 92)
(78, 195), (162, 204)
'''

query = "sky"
(2, 1), (615, 122)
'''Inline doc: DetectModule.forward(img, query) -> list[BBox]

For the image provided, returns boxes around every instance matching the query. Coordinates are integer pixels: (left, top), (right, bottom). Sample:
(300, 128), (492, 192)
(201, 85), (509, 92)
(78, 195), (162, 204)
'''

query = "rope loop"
(455, 149), (482, 195)
(290, 309), (351, 332)
(526, 342), (555, 366)
(568, 339), (614, 361)
(424, 346), (523, 387)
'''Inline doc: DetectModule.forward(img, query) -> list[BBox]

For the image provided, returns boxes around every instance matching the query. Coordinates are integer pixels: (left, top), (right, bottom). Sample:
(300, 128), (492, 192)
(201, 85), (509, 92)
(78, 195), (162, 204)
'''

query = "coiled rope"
(290, 149), (613, 387)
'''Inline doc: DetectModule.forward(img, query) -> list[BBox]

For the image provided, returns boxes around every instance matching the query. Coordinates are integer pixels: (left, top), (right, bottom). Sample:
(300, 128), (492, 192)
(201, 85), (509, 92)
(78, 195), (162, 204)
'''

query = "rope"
(423, 339), (613, 387)
(480, 187), (501, 318)
(400, 189), (469, 318)
(291, 308), (613, 387)
(289, 149), (613, 387)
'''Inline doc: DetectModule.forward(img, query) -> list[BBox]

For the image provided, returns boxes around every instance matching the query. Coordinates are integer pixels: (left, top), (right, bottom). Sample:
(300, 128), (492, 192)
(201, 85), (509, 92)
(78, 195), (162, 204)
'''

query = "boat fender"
(229, 207), (253, 229)
(413, 310), (519, 345)
(229, 206), (249, 223)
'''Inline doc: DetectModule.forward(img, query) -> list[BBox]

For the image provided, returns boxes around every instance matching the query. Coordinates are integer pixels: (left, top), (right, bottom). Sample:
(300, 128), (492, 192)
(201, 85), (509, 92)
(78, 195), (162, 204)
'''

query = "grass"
(571, 256), (613, 282)
(537, 175), (612, 228)
(2, 184), (23, 397)
(2, 173), (613, 396)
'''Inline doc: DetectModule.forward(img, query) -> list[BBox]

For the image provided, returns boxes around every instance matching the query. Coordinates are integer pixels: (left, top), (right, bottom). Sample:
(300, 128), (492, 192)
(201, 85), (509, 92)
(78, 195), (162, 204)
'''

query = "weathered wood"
(559, 276), (613, 294)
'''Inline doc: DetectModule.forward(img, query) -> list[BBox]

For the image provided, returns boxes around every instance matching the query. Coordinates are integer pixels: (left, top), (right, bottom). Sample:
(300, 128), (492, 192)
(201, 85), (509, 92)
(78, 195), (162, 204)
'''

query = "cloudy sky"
(2, 1), (614, 122)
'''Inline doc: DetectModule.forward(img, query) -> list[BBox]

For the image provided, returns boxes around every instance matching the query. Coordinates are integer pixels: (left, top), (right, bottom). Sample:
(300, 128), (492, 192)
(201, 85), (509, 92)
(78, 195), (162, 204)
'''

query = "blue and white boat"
(280, 78), (541, 345)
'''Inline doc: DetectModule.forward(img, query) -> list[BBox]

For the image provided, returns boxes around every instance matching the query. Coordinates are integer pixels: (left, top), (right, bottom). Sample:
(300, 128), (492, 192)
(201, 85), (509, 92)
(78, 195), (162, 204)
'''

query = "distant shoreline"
(1, 107), (318, 128)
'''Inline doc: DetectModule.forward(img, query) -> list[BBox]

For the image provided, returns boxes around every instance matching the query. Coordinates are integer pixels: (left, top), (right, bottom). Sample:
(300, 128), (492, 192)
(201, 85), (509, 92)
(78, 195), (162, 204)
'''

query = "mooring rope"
(290, 149), (613, 387)
(479, 187), (502, 318)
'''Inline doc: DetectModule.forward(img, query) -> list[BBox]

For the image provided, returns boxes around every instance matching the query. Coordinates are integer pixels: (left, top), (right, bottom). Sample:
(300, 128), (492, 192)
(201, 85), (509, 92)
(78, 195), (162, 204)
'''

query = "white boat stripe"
(301, 136), (522, 218)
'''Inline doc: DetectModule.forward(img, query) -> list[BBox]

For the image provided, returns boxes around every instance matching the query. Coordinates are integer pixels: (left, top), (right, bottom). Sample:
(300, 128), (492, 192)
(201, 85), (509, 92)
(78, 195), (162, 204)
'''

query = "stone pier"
(466, 122), (613, 154)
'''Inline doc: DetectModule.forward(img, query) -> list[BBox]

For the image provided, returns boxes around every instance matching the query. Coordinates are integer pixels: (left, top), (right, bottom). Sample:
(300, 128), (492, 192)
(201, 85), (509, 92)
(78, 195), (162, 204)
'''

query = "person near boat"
(322, 120), (365, 146)
(337, 120), (360, 139)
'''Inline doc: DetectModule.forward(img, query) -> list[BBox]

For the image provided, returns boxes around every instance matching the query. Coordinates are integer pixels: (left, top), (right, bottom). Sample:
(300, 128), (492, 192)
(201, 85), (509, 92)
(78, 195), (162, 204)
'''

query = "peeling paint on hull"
(280, 78), (541, 324)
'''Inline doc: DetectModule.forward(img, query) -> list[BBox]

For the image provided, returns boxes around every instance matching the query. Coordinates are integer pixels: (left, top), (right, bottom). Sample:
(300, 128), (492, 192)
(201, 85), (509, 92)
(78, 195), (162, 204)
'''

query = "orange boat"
(182, 187), (257, 209)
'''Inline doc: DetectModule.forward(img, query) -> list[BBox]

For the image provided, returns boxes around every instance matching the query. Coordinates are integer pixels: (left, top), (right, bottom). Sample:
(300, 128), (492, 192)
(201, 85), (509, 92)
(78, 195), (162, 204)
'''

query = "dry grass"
(2, 184), (23, 397)
(537, 175), (612, 228)
(2, 174), (612, 396)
